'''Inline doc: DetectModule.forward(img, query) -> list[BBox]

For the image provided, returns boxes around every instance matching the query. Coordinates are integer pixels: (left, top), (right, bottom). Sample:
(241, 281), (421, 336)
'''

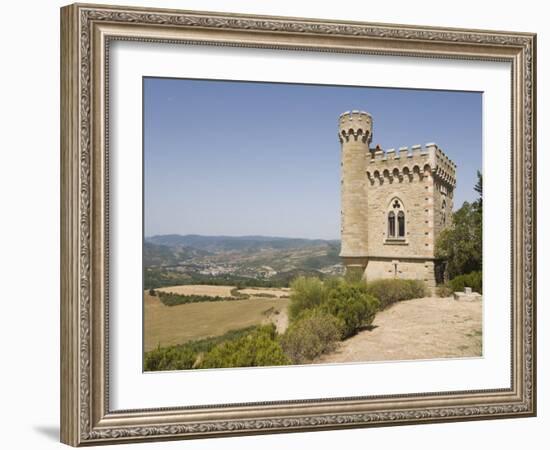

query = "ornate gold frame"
(60, 3), (536, 446)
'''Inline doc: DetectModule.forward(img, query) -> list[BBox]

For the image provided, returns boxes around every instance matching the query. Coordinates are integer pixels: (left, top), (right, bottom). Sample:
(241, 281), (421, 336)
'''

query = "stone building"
(338, 110), (456, 292)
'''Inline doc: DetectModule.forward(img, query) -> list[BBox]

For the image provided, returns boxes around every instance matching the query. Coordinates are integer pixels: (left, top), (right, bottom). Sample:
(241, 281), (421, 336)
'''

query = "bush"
(322, 283), (379, 338)
(200, 325), (290, 369)
(149, 288), (156, 296)
(344, 267), (364, 284)
(144, 345), (197, 371)
(436, 284), (453, 297)
(365, 279), (428, 309)
(143, 326), (256, 371)
(449, 271), (482, 294)
(288, 277), (328, 321)
(280, 309), (343, 364)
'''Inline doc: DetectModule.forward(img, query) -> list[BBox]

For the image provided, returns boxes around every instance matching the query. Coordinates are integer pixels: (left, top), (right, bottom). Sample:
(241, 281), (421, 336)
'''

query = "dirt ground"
(316, 296), (482, 364)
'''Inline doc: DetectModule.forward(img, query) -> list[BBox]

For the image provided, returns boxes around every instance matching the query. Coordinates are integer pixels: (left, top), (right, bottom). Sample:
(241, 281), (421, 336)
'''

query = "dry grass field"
(238, 287), (290, 298)
(144, 288), (290, 352)
(156, 284), (235, 297)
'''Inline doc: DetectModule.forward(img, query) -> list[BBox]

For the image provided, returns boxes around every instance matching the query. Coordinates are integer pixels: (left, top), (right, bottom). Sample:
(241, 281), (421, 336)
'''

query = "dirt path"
(316, 296), (482, 364)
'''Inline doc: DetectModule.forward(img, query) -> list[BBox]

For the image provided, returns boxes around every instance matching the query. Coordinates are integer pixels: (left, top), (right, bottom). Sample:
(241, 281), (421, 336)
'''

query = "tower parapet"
(339, 110), (373, 145)
(365, 143), (456, 187)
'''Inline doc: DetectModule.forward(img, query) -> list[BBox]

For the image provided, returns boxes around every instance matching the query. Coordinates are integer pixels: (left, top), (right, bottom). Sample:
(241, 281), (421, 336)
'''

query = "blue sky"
(144, 77), (482, 240)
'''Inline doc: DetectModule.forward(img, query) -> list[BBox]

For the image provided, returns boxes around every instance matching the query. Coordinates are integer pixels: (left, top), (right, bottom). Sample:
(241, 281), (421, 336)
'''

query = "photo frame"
(60, 3), (536, 446)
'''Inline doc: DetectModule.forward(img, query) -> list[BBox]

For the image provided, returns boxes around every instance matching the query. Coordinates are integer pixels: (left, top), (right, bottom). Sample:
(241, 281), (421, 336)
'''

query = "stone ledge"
(453, 292), (482, 302)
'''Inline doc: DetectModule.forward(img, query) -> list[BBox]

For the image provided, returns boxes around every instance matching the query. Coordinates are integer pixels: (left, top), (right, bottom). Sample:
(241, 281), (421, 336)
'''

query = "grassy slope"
(144, 292), (289, 352)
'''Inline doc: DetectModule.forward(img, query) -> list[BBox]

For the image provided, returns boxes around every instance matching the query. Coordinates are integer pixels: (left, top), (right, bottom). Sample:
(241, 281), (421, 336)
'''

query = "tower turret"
(338, 110), (372, 269)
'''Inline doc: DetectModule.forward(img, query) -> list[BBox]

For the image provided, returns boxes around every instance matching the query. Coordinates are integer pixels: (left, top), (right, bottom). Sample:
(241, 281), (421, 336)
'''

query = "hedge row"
(153, 288), (249, 306)
(365, 279), (428, 310)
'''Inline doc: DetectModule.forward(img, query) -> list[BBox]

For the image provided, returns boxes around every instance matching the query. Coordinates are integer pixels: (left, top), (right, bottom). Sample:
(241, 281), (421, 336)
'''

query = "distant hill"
(143, 242), (211, 267)
(146, 234), (340, 253)
(143, 235), (344, 287)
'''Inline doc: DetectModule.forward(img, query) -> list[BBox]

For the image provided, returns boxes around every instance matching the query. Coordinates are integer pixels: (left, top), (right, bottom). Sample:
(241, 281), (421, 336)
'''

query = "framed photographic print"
(60, 3), (537, 446)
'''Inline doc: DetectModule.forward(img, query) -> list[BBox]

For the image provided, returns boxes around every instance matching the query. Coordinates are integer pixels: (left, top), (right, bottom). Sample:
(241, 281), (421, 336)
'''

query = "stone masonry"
(339, 110), (456, 292)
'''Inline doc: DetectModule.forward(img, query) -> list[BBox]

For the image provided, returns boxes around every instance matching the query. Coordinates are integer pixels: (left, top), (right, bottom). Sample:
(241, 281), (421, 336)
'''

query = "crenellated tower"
(338, 111), (372, 274)
(338, 110), (457, 291)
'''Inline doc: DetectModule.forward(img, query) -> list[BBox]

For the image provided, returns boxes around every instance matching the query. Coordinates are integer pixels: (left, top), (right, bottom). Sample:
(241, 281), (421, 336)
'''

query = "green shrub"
(436, 284), (453, 297)
(322, 283), (379, 338)
(288, 276), (328, 321)
(449, 271), (482, 294)
(157, 291), (230, 306)
(344, 267), (364, 284)
(366, 279), (428, 309)
(280, 308), (343, 364)
(144, 345), (197, 371)
(200, 324), (290, 369)
(143, 326), (256, 371)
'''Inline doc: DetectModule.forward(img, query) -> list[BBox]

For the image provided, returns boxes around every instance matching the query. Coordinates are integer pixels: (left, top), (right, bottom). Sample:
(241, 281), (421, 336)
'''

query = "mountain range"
(144, 234), (344, 285)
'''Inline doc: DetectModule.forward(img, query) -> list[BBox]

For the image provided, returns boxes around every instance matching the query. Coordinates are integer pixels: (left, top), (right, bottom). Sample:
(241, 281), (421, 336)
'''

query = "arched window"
(398, 210), (405, 237)
(387, 198), (405, 239)
(441, 199), (447, 227)
(388, 211), (396, 237)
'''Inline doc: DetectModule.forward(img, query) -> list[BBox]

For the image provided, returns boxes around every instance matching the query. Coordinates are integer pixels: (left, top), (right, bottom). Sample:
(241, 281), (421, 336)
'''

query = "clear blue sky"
(144, 77), (482, 240)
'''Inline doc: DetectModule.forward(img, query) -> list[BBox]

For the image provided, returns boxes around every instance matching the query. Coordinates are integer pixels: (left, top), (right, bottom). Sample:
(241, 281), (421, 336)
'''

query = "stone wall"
(366, 163), (434, 260)
(364, 258), (437, 291)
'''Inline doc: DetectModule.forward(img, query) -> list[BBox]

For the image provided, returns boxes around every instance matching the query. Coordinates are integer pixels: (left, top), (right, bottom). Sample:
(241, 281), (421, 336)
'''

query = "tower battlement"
(366, 143), (456, 187)
(338, 110), (373, 143)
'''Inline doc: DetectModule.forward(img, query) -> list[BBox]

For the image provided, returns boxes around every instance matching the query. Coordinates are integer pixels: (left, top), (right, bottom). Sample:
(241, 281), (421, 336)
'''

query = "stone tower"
(338, 111), (372, 273)
(338, 110), (457, 292)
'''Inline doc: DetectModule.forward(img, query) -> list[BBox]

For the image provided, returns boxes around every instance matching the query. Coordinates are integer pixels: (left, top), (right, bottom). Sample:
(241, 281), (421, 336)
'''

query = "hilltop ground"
(145, 286), (482, 362)
(315, 296), (482, 364)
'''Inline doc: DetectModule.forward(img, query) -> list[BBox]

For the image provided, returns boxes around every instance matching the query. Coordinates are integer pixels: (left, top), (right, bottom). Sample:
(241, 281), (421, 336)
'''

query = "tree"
(435, 171), (482, 279)
(473, 170), (483, 211)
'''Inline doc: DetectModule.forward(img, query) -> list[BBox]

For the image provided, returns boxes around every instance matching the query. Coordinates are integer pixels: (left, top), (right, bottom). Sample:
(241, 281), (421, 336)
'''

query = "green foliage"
(322, 282), (380, 338)
(449, 271), (482, 294)
(288, 277), (380, 339)
(435, 201), (482, 279)
(288, 276), (328, 321)
(474, 170), (483, 214)
(436, 284), (454, 298)
(436, 172), (483, 280)
(144, 327), (257, 371)
(344, 266), (364, 284)
(365, 279), (428, 309)
(144, 345), (197, 371)
(144, 267), (194, 290)
(280, 308), (343, 364)
(200, 324), (290, 369)
(157, 291), (231, 306)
